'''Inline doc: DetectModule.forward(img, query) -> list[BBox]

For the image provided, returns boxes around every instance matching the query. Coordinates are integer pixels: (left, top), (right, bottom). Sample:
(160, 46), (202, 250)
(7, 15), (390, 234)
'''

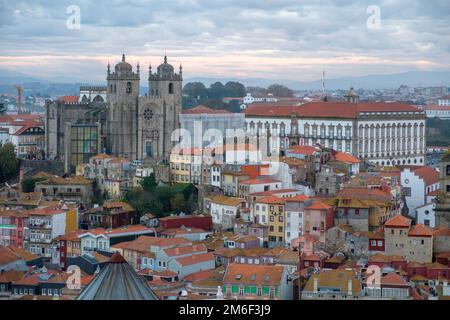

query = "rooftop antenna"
(322, 70), (328, 102)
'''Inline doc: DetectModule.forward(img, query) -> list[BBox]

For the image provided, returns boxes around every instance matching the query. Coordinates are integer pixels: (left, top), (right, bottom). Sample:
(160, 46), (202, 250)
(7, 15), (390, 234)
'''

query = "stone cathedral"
(106, 54), (182, 162)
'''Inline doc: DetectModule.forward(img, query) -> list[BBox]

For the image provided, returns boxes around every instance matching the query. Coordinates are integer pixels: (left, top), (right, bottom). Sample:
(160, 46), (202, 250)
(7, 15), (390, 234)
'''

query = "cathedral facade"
(106, 54), (182, 162)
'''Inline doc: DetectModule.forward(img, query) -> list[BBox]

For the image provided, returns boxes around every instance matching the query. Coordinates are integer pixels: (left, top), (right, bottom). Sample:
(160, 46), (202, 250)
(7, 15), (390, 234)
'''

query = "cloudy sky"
(0, 0), (449, 83)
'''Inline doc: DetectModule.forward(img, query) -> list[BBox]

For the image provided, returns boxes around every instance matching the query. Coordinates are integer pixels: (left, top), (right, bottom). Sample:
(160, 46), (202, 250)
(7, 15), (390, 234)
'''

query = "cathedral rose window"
(144, 109), (153, 121)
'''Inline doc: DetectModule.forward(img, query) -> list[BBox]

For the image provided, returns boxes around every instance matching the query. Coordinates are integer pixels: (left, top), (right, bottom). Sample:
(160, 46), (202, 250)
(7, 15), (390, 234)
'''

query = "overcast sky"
(0, 0), (449, 83)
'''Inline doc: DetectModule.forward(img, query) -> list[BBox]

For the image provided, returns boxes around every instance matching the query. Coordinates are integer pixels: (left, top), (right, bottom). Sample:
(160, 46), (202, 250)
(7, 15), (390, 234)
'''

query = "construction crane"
(14, 85), (23, 114)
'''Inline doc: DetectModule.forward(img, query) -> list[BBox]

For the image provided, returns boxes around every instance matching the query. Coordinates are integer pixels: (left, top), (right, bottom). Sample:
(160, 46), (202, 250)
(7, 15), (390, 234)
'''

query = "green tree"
(140, 173), (157, 192)
(170, 193), (186, 213)
(224, 81), (246, 97)
(183, 82), (208, 100)
(154, 185), (174, 213)
(208, 82), (225, 100)
(0, 143), (19, 183)
(123, 187), (153, 218)
(267, 84), (294, 97)
(21, 176), (47, 193)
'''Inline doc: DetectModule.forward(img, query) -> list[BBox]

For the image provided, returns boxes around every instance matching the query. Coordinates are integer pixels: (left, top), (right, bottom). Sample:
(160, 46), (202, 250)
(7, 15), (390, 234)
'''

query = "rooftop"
(223, 263), (284, 286)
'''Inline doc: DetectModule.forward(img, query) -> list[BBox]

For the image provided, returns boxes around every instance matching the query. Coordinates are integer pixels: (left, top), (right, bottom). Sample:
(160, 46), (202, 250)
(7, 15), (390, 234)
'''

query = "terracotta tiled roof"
(407, 262), (425, 268)
(208, 195), (244, 206)
(240, 178), (281, 185)
(183, 269), (215, 283)
(334, 152), (360, 164)
(433, 228), (450, 237)
(384, 215), (411, 228)
(175, 252), (214, 266)
(305, 200), (332, 210)
(411, 166), (439, 186)
(285, 194), (309, 202)
(380, 272), (409, 287)
(288, 145), (320, 156)
(408, 224), (433, 237)
(223, 263), (284, 286)
(0, 270), (24, 283)
(164, 244), (207, 257)
(304, 269), (361, 294)
(424, 262), (448, 270)
(7, 246), (40, 262)
(257, 196), (285, 205)
(183, 105), (231, 114)
(245, 101), (420, 118)
(26, 206), (66, 216)
(337, 187), (392, 202)
(103, 201), (134, 212)
(58, 95), (79, 103)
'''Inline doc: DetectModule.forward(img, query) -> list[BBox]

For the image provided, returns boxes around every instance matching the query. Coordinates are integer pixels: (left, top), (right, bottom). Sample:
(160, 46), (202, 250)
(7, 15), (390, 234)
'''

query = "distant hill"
(186, 71), (450, 90)
(1, 68), (449, 95)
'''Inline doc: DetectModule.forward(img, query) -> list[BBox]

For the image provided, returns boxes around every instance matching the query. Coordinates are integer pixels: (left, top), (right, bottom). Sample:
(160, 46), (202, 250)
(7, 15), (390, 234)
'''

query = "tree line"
(182, 81), (294, 111)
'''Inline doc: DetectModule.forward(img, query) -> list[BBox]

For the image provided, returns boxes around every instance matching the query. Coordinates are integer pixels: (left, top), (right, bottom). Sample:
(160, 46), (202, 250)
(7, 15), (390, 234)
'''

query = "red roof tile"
(257, 196), (286, 205)
(288, 145), (320, 156)
(412, 166), (439, 186)
(240, 178), (281, 185)
(305, 201), (332, 210)
(285, 194), (309, 202)
(384, 215), (411, 228)
(58, 95), (79, 103)
(183, 105), (231, 114)
(334, 152), (360, 164)
(175, 252), (214, 266)
(244, 101), (420, 119)
(408, 224), (433, 237)
(380, 272), (409, 287)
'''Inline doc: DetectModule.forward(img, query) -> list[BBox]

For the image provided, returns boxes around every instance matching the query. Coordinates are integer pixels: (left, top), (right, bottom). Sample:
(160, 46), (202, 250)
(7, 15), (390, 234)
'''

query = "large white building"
(438, 95), (450, 107)
(244, 100), (426, 166)
(425, 105), (450, 119)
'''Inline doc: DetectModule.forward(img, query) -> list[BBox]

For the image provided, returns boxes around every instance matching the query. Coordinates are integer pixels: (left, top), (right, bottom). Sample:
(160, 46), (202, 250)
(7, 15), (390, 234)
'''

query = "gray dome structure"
(76, 252), (158, 300)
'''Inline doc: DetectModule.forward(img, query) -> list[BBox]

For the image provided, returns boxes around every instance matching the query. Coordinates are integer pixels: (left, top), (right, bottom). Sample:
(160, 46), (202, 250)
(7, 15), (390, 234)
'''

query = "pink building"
(0, 210), (29, 248)
(303, 201), (334, 244)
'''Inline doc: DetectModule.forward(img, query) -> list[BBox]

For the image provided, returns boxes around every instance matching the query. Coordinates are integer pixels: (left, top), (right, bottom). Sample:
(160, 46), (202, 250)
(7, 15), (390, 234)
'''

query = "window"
(126, 82), (132, 93)
(169, 83), (174, 94)
(403, 187), (411, 197)
(257, 287), (262, 296)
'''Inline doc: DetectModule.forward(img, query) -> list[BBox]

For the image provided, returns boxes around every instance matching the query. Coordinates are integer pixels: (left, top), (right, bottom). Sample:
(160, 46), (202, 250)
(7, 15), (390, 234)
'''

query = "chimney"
(348, 279), (353, 296)
(313, 277), (318, 294)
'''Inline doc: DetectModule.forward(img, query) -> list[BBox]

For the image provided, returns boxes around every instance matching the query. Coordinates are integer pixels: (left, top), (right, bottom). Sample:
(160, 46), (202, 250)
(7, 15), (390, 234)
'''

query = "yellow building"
(256, 196), (286, 247)
(169, 147), (203, 184)
(65, 205), (79, 234)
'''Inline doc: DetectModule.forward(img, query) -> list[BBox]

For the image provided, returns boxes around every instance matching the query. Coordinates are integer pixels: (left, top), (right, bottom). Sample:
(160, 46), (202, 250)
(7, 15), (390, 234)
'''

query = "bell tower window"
(169, 83), (174, 94)
(126, 82), (132, 94)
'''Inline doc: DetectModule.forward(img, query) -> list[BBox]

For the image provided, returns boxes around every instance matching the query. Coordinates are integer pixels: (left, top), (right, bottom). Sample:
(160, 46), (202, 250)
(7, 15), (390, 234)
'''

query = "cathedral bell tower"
(146, 55), (183, 163)
(106, 54), (140, 159)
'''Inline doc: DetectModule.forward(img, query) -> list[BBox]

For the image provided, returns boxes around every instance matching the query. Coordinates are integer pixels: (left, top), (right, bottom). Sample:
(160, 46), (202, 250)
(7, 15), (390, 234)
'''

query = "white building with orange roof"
(207, 195), (246, 231)
(238, 178), (282, 202)
(244, 100), (426, 166)
(400, 165), (439, 219)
